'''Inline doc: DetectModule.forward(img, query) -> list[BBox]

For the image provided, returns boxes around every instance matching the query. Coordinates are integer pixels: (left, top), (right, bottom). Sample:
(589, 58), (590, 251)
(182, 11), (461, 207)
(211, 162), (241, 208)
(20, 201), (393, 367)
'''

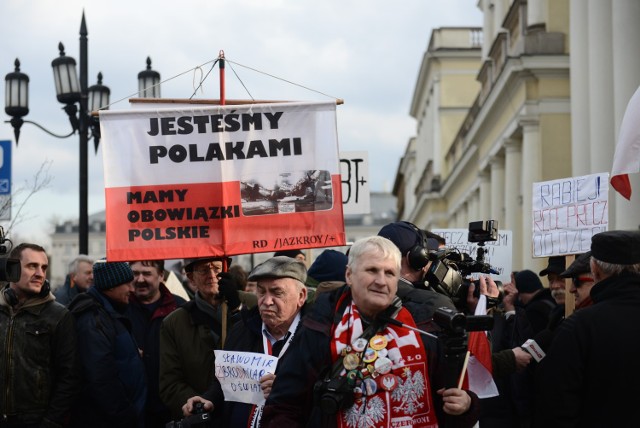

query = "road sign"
(0, 140), (12, 220)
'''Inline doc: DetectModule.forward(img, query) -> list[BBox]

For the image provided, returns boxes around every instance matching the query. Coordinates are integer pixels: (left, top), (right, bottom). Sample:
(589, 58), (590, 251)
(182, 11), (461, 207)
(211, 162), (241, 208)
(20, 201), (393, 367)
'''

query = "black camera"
(313, 375), (354, 415)
(165, 402), (212, 428)
(0, 257), (20, 283)
(0, 226), (19, 283)
(433, 307), (494, 336)
(425, 220), (500, 302)
(433, 307), (494, 388)
(468, 220), (498, 243)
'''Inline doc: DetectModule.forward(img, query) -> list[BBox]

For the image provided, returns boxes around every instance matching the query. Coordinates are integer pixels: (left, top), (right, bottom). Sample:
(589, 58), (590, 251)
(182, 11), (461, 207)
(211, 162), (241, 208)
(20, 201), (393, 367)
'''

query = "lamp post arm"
(3, 119), (75, 139)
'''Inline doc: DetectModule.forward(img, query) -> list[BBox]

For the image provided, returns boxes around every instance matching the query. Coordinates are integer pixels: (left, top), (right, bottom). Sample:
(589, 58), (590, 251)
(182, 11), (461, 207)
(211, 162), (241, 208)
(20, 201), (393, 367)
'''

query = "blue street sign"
(0, 141), (11, 195)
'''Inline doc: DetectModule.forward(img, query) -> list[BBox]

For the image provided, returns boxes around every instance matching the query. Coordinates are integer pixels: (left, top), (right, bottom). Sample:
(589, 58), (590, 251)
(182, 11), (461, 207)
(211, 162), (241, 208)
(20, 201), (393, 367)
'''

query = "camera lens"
(319, 394), (341, 415)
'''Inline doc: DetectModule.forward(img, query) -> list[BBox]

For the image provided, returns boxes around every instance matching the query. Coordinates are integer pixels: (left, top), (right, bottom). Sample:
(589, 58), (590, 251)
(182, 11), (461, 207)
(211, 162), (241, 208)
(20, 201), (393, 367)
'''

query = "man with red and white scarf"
(262, 235), (480, 428)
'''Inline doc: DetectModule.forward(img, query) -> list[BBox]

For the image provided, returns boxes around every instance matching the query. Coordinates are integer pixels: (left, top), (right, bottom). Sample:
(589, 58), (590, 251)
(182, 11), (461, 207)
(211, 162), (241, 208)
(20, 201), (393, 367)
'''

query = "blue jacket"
(69, 287), (147, 428)
(53, 274), (82, 307)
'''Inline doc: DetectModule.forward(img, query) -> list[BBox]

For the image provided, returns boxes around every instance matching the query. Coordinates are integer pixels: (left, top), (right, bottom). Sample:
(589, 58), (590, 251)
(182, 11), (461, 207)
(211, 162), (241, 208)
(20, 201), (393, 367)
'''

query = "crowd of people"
(0, 224), (638, 428)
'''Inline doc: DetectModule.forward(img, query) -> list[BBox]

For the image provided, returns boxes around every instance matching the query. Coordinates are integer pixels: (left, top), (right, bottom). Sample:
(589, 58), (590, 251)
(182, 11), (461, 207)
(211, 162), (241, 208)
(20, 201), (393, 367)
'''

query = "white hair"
(347, 235), (401, 272)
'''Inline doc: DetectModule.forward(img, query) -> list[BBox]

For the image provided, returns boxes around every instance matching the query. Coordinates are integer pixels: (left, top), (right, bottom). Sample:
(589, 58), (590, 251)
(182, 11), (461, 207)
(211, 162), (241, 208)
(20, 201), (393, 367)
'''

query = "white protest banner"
(99, 101), (346, 261)
(431, 229), (513, 283)
(214, 350), (278, 406)
(532, 172), (608, 258)
(340, 151), (370, 215)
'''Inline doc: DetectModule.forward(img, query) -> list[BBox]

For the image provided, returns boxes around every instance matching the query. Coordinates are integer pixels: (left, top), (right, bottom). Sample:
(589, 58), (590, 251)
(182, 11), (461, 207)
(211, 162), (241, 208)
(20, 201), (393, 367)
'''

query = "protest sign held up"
(532, 172), (609, 257)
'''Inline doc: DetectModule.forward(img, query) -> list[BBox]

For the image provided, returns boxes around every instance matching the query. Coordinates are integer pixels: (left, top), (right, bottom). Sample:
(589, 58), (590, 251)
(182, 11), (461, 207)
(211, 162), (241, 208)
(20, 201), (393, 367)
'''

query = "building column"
(612, 0), (640, 229)
(570, 0), (590, 176)
(520, 119), (544, 273)
(479, 170), (491, 221)
(587, 0), (615, 175)
(504, 138), (523, 269)
(480, 0), (493, 59)
(468, 189), (480, 224)
(527, 0), (547, 28)
(490, 154), (506, 225)
(460, 201), (469, 228)
(493, 0), (507, 36)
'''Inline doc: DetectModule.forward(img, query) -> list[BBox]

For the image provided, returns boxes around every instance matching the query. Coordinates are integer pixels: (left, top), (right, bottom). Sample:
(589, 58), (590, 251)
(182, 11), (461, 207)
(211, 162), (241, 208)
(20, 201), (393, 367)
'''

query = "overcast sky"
(0, 0), (482, 246)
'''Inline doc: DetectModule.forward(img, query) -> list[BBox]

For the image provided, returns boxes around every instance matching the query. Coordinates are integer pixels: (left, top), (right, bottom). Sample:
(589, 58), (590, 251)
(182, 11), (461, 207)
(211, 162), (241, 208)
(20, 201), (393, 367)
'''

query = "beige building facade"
(396, 0), (640, 272)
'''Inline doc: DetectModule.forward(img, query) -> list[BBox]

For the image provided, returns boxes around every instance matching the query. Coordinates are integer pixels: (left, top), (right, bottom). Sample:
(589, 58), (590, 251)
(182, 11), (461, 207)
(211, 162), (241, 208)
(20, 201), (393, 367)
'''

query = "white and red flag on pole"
(611, 86), (640, 200)
(462, 294), (499, 398)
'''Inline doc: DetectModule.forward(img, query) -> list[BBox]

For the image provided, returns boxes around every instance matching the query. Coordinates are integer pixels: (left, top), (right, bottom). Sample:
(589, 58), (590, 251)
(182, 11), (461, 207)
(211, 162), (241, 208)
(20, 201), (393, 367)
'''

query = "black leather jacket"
(0, 290), (80, 427)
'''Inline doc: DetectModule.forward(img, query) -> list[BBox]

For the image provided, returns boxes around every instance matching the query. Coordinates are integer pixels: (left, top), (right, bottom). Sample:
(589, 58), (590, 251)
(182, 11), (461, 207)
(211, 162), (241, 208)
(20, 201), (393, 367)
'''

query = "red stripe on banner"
(105, 174), (345, 261)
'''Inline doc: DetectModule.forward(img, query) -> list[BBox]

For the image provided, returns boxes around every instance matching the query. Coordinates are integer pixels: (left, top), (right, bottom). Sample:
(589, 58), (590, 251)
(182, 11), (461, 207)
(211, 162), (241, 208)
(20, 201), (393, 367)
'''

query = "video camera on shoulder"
(0, 227), (20, 283)
(165, 402), (212, 428)
(425, 220), (499, 306)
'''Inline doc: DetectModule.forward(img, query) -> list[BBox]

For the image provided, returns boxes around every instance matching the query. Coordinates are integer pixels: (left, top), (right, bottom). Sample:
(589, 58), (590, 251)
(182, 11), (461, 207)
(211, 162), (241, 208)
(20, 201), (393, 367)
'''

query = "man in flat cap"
(182, 256), (309, 427)
(534, 230), (640, 427)
(68, 259), (146, 428)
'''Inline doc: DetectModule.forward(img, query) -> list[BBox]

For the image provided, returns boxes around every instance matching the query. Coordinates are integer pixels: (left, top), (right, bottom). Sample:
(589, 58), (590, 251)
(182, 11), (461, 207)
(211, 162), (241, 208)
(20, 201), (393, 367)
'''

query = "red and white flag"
(611, 86), (640, 200)
(463, 294), (498, 398)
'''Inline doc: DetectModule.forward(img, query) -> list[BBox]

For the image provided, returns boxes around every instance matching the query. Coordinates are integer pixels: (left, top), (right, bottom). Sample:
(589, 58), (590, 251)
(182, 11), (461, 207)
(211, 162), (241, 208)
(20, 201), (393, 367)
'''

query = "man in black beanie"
(68, 260), (146, 428)
(535, 230), (640, 427)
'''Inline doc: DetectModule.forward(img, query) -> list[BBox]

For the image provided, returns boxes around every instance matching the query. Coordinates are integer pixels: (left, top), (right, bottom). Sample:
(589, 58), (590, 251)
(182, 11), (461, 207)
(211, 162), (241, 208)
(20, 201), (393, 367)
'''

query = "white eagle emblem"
(391, 368), (426, 414)
(344, 396), (386, 428)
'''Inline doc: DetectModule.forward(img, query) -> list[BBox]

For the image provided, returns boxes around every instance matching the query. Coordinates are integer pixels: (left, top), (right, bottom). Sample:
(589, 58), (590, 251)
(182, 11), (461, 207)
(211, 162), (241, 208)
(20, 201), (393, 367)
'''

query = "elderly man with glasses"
(159, 256), (256, 422)
(560, 252), (596, 310)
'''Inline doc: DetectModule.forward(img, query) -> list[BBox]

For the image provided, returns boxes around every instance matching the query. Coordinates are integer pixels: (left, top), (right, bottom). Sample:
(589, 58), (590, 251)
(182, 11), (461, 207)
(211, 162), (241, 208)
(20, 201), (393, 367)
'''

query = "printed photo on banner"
(99, 101), (346, 262)
(532, 172), (609, 258)
(240, 169), (333, 216)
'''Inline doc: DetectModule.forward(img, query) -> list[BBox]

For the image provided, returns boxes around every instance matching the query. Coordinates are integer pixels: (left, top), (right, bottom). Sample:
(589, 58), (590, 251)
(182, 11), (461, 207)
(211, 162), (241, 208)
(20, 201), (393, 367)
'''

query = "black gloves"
(217, 272), (242, 310)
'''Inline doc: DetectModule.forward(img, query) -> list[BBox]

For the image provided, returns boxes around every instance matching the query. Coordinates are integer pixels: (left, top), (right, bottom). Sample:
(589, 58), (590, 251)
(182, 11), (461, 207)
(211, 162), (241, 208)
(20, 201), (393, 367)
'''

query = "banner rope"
(95, 55), (341, 111)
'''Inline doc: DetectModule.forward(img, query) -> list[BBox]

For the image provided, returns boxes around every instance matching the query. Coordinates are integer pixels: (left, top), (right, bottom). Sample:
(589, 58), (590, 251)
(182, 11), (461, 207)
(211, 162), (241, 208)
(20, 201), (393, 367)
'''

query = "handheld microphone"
(521, 339), (546, 362)
(522, 328), (554, 363)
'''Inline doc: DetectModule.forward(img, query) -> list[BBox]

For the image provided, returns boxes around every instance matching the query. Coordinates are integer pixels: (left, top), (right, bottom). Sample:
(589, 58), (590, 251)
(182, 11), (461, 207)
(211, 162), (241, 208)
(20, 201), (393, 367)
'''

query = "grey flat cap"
(248, 256), (307, 283)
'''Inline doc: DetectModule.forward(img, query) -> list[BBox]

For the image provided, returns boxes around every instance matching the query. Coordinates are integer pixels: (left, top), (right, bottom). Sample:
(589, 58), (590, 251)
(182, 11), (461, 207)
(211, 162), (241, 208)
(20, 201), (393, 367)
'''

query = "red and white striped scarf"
(330, 294), (438, 428)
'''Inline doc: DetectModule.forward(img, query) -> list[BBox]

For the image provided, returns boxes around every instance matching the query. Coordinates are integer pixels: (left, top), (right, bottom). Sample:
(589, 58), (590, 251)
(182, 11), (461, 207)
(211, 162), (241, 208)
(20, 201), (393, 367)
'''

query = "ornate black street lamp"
(4, 12), (160, 255)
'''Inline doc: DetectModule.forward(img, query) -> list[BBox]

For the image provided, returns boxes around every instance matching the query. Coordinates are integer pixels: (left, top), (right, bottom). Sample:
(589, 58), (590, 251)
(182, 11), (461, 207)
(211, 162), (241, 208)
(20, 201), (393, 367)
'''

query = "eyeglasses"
(193, 265), (222, 275)
(572, 276), (593, 287)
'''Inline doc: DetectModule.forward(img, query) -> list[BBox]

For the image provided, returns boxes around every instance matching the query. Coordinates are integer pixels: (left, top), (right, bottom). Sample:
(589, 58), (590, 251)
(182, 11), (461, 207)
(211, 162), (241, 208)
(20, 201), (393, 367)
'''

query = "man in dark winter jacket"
(0, 243), (80, 428)
(182, 256), (308, 427)
(159, 256), (244, 421)
(69, 260), (146, 428)
(261, 236), (480, 428)
(535, 230), (640, 428)
(53, 254), (94, 306)
(128, 260), (186, 427)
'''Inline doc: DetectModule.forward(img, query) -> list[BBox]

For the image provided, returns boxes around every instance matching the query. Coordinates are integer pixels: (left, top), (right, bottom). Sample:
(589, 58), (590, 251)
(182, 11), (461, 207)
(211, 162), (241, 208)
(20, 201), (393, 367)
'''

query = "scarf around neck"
(330, 293), (438, 428)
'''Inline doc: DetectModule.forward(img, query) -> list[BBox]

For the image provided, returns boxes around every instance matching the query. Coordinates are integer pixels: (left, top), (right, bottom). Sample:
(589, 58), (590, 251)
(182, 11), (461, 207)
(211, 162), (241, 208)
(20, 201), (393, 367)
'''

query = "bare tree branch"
(0, 160), (54, 234)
